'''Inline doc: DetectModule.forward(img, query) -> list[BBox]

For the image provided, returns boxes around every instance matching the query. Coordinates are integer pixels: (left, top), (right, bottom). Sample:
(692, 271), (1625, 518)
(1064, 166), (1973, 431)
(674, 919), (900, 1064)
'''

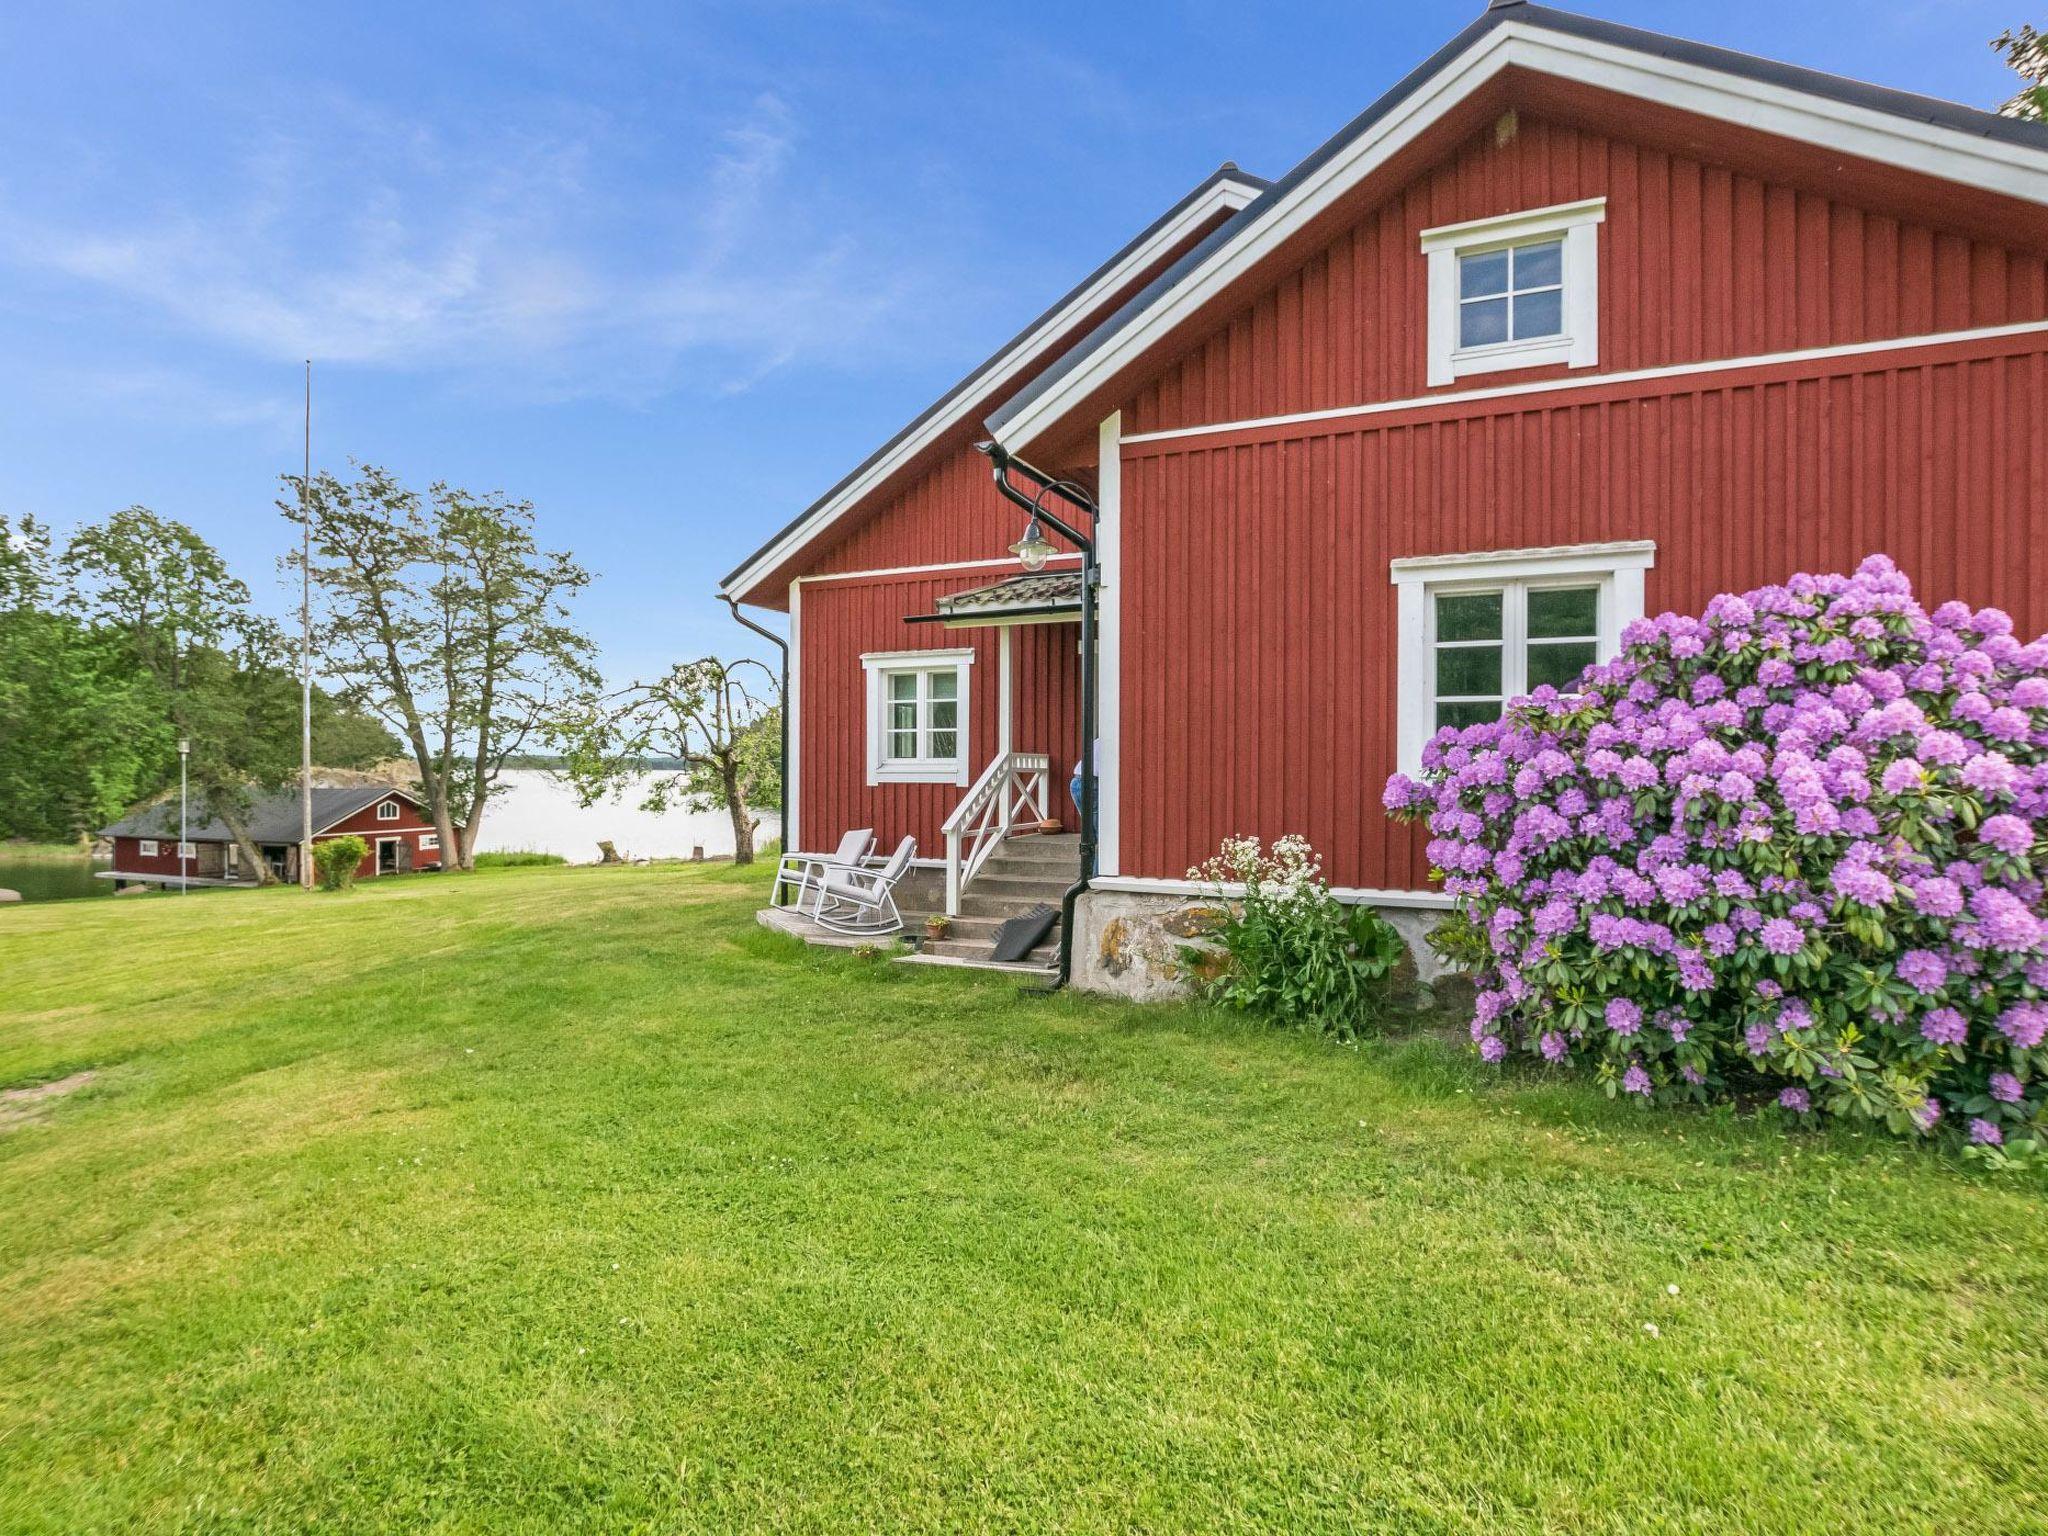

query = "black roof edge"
(718, 160), (1270, 595)
(985, 1), (2048, 440)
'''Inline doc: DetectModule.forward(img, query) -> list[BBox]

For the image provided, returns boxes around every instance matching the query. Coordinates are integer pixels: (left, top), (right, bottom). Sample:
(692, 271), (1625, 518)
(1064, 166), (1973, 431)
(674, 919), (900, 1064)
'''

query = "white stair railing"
(941, 751), (1051, 915)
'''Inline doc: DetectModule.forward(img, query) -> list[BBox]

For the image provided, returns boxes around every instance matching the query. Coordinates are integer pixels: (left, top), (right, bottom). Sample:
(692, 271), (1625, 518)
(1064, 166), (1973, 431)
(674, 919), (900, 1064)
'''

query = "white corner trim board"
(1095, 411), (1123, 879)
(1391, 541), (1655, 778)
(786, 577), (802, 850)
(1421, 197), (1604, 386)
(722, 176), (1262, 601)
(989, 18), (2048, 454)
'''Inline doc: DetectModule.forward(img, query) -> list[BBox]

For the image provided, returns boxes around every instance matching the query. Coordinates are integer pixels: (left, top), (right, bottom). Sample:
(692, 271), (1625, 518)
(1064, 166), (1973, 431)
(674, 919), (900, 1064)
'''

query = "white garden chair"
(771, 828), (876, 908)
(812, 836), (917, 937)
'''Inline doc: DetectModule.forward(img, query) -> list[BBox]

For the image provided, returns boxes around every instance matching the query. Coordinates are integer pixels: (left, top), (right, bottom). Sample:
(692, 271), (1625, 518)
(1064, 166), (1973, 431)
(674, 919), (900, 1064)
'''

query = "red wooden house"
(101, 786), (448, 888)
(724, 0), (2048, 991)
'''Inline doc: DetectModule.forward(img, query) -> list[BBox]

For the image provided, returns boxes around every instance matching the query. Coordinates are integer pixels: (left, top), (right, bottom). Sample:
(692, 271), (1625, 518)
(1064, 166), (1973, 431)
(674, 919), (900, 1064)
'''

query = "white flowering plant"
(1187, 834), (1407, 1038)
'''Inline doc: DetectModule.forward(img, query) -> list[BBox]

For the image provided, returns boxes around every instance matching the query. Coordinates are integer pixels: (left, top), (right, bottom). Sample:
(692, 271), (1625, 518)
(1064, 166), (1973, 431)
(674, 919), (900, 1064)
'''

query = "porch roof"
(908, 570), (1083, 628)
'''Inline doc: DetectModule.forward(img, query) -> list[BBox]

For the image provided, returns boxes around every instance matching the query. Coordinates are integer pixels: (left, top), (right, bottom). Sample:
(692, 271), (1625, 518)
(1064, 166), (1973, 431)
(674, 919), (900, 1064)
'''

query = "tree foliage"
(283, 465), (596, 869)
(552, 659), (781, 866)
(0, 508), (396, 852)
(63, 509), (303, 879)
(1994, 24), (2048, 120)
(0, 516), (170, 842)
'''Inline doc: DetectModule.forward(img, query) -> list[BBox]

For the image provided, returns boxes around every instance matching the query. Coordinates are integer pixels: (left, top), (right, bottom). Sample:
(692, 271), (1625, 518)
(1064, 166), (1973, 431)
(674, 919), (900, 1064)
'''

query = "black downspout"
(720, 593), (791, 898)
(977, 441), (1097, 989)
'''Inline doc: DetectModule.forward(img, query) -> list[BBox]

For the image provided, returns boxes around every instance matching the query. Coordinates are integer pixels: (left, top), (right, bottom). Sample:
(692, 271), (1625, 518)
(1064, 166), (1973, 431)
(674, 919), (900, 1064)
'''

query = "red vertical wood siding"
(1124, 114), (2048, 437)
(810, 446), (1047, 576)
(799, 569), (1081, 857)
(1117, 343), (2048, 890)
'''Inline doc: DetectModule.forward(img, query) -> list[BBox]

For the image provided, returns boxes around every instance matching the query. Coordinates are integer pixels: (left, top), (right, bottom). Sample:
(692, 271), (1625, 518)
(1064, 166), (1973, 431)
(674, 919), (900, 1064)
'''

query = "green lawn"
(2, 864), (2044, 1534)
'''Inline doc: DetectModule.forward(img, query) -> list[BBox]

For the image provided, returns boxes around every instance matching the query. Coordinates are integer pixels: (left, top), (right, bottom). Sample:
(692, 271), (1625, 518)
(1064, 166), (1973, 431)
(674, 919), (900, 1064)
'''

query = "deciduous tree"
(62, 509), (289, 877)
(554, 659), (780, 866)
(283, 466), (596, 868)
(1995, 24), (2048, 119)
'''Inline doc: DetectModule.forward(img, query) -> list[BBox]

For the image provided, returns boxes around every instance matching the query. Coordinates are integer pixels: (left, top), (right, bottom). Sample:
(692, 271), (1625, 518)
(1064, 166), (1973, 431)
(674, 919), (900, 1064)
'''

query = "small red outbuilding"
(100, 786), (449, 888)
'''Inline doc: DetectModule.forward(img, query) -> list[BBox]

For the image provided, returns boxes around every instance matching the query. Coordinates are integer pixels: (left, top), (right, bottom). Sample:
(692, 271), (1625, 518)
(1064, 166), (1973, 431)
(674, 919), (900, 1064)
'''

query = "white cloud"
(0, 90), (956, 402)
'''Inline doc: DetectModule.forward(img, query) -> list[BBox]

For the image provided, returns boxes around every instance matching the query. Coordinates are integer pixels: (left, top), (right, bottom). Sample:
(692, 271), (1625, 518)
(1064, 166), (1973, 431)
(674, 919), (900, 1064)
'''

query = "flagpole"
(299, 360), (314, 889)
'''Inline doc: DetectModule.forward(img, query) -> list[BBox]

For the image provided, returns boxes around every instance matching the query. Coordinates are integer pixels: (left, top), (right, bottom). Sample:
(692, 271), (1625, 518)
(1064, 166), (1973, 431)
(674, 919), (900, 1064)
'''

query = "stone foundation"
(1069, 887), (1461, 1002)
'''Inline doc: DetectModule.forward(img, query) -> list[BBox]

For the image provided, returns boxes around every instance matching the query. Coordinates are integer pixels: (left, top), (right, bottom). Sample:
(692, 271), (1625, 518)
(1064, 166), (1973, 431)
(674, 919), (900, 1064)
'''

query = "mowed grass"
(1, 866), (2044, 1534)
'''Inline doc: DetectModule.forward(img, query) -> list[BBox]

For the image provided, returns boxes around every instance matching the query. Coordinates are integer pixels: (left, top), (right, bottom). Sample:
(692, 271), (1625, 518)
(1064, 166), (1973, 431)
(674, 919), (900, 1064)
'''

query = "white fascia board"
(721, 176), (1263, 603)
(990, 22), (2048, 454)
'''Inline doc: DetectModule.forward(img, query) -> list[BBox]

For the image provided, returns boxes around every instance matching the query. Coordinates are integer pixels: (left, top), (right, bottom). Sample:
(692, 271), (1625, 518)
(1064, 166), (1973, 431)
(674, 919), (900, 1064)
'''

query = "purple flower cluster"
(1384, 555), (2047, 1146)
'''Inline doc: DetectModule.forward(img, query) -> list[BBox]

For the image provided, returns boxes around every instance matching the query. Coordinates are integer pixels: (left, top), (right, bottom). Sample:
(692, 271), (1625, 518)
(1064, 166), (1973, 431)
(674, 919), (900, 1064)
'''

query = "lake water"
(474, 768), (779, 863)
(0, 855), (112, 903)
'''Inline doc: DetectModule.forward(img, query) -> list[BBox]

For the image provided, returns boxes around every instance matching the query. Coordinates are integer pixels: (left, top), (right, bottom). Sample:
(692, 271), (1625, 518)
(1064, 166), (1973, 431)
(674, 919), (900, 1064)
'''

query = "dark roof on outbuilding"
(101, 786), (423, 844)
(985, 0), (2048, 441)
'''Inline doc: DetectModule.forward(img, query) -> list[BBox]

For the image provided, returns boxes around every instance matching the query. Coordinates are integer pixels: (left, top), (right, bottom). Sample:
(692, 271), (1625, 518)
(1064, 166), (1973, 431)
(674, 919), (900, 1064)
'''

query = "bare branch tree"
(552, 657), (782, 866)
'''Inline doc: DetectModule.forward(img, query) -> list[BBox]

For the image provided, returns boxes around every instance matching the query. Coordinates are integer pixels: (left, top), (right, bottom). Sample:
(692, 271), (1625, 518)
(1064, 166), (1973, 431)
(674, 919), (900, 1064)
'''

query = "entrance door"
(377, 838), (402, 876)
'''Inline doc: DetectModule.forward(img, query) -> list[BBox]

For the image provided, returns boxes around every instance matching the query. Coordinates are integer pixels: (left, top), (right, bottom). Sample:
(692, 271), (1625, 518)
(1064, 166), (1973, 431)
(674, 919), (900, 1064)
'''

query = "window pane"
(1435, 591), (1503, 641)
(1512, 287), (1563, 340)
(928, 670), (957, 701)
(1527, 585), (1598, 638)
(1459, 248), (1509, 299)
(890, 700), (917, 731)
(929, 698), (957, 732)
(888, 672), (917, 701)
(1513, 239), (1562, 289)
(1437, 700), (1500, 730)
(889, 728), (918, 758)
(1527, 639), (1598, 691)
(1460, 296), (1508, 348)
(1436, 644), (1503, 697)
(929, 730), (957, 759)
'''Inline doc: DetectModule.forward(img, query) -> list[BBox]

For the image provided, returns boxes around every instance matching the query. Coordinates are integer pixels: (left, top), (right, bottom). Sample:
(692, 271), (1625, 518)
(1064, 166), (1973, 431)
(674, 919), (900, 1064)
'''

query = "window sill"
(1447, 335), (1580, 379)
(868, 763), (966, 786)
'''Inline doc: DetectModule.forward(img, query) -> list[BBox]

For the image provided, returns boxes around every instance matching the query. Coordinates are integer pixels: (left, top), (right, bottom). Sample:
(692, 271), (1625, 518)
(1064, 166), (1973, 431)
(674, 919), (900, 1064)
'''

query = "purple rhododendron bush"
(1382, 555), (2048, 1155)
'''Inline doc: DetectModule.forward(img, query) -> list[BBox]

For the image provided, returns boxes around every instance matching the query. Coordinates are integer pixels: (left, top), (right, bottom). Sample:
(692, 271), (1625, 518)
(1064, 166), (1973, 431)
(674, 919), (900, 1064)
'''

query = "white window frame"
(377, 800), (400, 821)
(1392, 541), (1654, 777)
(138, 839), (158, 857)
(177, 841), (196, 858)
(861, 649), (974, 786)
(420, 832), (439, 852)
(1421, 197), (1604, 386)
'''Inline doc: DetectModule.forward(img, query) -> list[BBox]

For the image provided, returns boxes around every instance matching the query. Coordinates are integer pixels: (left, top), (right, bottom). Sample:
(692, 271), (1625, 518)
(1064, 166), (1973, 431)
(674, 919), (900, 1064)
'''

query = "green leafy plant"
(473, 850), (567, 868)
(313, 836), (366, 892)
(1187, 835), (1407, 1039)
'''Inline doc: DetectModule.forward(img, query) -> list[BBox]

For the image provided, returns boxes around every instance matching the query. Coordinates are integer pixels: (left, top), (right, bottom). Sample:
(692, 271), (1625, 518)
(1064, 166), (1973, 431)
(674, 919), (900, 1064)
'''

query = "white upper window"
(377, 800), (400, 821)
(1421, 198), (1604, 386)
(1391, 542), (1655, 775)
(862, 650), (974, 785)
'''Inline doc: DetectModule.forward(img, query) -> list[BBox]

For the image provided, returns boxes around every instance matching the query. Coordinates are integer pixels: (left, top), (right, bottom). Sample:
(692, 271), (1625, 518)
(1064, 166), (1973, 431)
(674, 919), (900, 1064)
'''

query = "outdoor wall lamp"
(1008, 516), (1056, 572)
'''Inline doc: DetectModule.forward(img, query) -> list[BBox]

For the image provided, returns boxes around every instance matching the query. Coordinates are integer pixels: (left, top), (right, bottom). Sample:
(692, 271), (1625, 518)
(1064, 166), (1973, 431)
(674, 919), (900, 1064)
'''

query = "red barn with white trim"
(100, 786), (450, 888)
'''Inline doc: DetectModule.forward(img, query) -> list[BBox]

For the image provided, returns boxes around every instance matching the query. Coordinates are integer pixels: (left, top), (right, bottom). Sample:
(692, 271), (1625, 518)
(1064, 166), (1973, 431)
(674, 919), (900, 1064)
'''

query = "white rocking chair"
(812, 835), (917, 937)
(771, 827), (876, 908)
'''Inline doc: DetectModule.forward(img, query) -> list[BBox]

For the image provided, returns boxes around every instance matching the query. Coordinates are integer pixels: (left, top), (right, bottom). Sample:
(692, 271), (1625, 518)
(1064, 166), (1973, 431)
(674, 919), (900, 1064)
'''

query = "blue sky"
(0, 0), (2028, 683)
